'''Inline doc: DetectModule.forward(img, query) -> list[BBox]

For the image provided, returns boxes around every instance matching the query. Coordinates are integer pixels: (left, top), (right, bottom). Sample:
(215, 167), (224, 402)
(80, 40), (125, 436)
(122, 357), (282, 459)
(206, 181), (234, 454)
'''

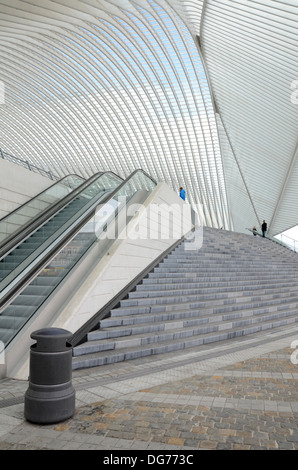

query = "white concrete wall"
(0, 159), (52, 219)
(8, 182), (193, 380)
(51, 182), (193, 333)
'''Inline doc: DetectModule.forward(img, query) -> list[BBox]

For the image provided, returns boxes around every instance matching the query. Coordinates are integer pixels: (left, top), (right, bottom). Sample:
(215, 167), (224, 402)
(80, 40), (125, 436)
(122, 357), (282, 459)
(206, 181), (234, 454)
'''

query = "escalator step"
(0, 316), (24, 329)
(9, 249), (33, 257)
(21, 285), (53, 296)
(1, 260), (27, 269)
(1, 305), (37, 318)
(10, 295), (46, 306)
(29, 276), (61, 286)
(0, 329), (17, 344)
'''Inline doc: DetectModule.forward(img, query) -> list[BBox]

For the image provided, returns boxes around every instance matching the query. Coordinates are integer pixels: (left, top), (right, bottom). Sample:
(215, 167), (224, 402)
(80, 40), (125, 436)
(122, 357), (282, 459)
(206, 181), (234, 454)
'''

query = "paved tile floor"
(1, 326), (298, 451)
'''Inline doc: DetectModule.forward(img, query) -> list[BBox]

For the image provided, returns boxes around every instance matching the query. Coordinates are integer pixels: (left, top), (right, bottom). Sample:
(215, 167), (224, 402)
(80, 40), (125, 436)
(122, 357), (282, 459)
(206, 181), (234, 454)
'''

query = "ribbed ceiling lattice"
(196, 0), (298, 236)
(1, 0), (297, 236)
(0, 0), (229, 230)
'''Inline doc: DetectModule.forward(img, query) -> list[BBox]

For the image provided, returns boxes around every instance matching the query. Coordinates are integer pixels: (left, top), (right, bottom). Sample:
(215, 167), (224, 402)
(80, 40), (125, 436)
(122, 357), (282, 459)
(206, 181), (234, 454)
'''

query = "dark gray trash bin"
(24, 327), (75, 424)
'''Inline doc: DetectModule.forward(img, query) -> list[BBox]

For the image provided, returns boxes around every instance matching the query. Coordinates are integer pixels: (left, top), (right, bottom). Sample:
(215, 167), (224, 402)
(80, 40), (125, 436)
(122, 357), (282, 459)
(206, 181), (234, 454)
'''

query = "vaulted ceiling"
(0, 0), (297, 236)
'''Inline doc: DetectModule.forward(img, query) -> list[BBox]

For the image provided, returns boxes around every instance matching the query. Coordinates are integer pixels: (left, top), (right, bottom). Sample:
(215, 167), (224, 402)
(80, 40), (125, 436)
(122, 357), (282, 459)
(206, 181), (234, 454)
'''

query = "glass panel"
(0, 172), (122, 293)
(0, 174), (85, 246)
(0, 170), (156, 347)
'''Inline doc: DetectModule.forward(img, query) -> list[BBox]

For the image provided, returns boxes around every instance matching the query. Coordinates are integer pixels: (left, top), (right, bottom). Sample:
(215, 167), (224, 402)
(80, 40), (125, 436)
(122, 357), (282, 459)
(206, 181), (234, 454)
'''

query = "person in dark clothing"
(179, 187), (186, 201)
(262, 220), (267, 237)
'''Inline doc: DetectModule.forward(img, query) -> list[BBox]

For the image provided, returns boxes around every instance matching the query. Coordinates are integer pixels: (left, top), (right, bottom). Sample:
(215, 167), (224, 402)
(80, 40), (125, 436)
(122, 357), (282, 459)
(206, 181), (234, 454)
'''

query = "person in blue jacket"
(179, 187), (186, 201)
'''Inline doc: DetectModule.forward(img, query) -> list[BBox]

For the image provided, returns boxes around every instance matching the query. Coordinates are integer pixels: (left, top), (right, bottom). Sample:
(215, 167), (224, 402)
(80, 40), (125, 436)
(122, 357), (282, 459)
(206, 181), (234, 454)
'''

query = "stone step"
(146, 271), (298, 281)
(82, 312), (297, 358)
(177, 254), (293, 263)
(117, 290), (298, 312)
(156, 265), (297, 275)
(72, 311), (298, 369)
(71, 226), (298, 371)
(142, 276), (298, 287)
(132, 282), (298, 298)
(158, 261), (297, 270)
(151, 265), (297, 275)
(105, 298), (298, 335)
(161, 250), (296, 259)
(101, 295), (298, 329)
(90, 301), (298, 344)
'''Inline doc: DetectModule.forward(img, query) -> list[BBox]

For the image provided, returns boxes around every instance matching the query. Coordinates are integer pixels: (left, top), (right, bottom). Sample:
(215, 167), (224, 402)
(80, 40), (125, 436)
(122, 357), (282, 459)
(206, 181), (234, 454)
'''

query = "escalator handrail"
(0, 173), (87, 256)
(0, 171), (123, 260)
(0, 169), (157, 312)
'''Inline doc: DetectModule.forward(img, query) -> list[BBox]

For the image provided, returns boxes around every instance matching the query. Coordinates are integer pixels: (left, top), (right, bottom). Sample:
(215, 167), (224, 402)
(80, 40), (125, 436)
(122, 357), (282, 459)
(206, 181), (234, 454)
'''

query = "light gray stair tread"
(110, 293), (298, 317)
(72, 315), (298, 369)
(73, 305), (298, 360)
(69, 226), (298, 370)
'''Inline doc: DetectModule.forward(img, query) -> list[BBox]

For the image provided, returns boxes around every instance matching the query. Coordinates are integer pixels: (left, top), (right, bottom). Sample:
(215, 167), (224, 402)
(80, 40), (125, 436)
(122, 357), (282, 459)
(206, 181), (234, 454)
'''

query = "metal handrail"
(247, 228), (297, 253)
(0, 169), (157, 313)
(1, 148), (58, 181)
(0, 174), (85, 224)
(274, 233), (298, 252)
(0, 171), (121, 260)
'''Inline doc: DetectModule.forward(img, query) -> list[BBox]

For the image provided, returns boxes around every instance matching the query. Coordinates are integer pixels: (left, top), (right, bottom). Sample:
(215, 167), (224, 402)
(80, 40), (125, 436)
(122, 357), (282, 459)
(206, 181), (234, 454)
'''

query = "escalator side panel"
(0, 170), (156, 349)
(0, 175), (85, 246)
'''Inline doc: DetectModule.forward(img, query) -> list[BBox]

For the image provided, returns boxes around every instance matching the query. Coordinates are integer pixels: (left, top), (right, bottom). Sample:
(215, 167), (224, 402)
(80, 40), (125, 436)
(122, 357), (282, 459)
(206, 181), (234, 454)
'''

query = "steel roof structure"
(0, 0), (297, 236)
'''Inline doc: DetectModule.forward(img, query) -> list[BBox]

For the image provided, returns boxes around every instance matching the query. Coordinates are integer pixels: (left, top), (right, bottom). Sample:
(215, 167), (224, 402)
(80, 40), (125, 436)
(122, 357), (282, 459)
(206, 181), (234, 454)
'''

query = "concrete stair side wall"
(0, 159), (52, 220)
(51, 182), (192, 334)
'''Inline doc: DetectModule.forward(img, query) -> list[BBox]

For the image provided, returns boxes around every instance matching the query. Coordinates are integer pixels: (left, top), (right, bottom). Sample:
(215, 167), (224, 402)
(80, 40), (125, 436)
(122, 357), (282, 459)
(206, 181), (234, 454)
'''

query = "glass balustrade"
(0, 172), (122, 298)
(0, 170), (156, 347)
(0, 174), (85, 247)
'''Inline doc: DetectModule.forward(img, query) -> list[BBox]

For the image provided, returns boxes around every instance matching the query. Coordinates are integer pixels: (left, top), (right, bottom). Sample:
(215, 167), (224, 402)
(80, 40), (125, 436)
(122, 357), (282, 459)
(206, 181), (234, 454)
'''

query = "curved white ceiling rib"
(1, 0), (296, 236)
(0, 0), (230, 230)
(190, 0), (298, 236)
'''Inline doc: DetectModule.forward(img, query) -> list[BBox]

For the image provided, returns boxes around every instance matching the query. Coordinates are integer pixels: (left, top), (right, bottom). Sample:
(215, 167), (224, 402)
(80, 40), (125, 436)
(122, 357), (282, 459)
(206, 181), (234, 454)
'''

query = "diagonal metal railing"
(0, 148), (58, 181)
(247, 228), (298, 253)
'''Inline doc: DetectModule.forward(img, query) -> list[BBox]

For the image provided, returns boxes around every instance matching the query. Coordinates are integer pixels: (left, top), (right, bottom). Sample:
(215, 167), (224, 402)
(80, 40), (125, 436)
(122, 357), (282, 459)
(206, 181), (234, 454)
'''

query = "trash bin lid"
(31, 328), (72, 352)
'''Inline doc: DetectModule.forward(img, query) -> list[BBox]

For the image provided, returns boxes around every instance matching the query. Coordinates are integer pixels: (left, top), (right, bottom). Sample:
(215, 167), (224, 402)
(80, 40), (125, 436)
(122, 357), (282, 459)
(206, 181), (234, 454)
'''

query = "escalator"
(0, 173), (86, 251)
(0, 171), (122, 301)
(0, 170), (157, 351)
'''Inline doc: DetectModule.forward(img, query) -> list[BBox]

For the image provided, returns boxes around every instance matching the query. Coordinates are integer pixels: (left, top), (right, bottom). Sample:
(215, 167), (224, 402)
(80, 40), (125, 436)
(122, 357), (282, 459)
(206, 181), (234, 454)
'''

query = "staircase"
(72, 226), (298, 370)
